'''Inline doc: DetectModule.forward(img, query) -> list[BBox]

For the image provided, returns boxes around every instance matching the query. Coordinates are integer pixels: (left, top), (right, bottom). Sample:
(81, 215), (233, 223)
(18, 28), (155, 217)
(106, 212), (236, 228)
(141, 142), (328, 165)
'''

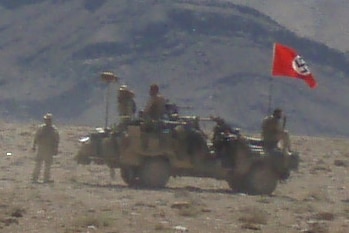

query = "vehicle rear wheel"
(245, 162), (278, 195)
(139, 158), (170, 188)
(120, 167), (139, 186)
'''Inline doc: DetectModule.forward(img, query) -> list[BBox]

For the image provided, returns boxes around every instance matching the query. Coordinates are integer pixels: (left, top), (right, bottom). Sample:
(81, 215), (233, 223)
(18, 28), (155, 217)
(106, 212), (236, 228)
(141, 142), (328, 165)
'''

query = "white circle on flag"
(292, 55), (311, 76)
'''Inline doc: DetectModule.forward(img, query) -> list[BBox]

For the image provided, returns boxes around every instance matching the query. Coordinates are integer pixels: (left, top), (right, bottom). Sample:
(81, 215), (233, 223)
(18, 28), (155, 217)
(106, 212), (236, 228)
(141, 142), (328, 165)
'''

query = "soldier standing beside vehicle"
(31, 113), (60, 183)
(261, 108), (291, 153)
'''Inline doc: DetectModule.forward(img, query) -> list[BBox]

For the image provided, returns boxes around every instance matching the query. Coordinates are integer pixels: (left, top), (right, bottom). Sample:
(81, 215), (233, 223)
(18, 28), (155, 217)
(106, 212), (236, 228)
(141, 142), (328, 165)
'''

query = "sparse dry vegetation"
(238, 206), (268, 225)
(0, 119), (348, 233)
(70, 213), (114, 228)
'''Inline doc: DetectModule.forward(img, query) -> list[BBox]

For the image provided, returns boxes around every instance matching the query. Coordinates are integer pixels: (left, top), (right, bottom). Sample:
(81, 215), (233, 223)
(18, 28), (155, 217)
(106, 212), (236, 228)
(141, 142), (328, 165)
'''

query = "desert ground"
(0, 121), (348, 233)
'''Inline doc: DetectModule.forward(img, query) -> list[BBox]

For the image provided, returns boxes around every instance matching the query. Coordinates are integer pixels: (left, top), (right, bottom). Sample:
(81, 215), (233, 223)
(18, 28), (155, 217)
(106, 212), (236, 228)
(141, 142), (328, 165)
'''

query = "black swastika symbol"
(293, 56), (311, 75)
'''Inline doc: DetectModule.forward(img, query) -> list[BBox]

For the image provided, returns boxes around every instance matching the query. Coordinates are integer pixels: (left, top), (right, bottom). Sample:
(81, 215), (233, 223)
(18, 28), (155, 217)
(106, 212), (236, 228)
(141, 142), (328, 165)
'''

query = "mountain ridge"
(0, 0), (349, 137)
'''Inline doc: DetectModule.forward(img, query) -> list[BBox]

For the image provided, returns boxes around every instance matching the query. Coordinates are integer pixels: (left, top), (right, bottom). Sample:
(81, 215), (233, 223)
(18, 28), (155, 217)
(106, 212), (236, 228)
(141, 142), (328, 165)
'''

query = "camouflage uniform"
(32, 113), (60, 183)
(141, 84), (167, 149)
(261, 109), (291, 153)
(212, 117), (233, 156)
(143, 95), (166, 121)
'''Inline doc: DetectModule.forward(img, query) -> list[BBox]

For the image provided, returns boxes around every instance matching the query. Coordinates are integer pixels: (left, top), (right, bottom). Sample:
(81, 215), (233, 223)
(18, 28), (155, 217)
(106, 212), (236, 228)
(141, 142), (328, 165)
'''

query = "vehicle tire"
(120, 167), (139, 187)
(245, 162), (278, 195)
(139, 158), (170, 188)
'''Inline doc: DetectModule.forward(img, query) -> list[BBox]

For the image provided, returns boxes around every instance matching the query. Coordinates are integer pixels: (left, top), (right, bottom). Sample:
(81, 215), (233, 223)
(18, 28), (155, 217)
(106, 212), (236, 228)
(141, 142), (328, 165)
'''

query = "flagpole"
(268, 76), (273, 115)
(268, 43), (276, 115)
(104, 83), (111, 129)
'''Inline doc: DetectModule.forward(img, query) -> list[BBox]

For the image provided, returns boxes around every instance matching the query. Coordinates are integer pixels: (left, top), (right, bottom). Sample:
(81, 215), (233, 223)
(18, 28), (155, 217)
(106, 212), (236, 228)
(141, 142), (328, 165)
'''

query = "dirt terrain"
(0, 121), (348, 233)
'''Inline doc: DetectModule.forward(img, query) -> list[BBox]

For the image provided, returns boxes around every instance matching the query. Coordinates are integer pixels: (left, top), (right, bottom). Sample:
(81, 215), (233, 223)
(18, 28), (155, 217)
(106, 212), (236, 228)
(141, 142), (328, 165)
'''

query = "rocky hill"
(230, 0), (349, 52)
(0, 0), (349, 137)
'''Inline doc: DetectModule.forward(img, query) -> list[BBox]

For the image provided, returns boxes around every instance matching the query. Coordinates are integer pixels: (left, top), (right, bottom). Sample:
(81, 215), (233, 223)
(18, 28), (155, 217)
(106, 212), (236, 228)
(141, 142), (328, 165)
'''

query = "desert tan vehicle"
(75, 116), (299, 195)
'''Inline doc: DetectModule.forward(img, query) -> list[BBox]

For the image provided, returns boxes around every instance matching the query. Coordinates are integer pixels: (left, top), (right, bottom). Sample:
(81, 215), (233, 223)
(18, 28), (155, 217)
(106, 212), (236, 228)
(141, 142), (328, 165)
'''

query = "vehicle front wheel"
(139, 158), (170, 188)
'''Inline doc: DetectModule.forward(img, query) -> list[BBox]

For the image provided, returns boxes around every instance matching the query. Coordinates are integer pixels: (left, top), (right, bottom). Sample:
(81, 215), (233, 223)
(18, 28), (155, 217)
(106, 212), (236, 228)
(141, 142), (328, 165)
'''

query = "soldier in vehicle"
(211, 116), (234, 156)
(143, 84), (166, 120)
(212, 117), (233, 140)
(31, 113), (60, 183)
(261, 108), (291, 153)
(140, 84), (167, 149)
(117, 84), (136, 126)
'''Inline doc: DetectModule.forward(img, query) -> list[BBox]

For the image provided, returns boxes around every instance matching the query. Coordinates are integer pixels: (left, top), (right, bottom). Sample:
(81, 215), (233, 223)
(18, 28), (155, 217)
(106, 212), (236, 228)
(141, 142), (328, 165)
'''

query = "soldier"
(31, 113), (60, 183)
(261, 108), (291, 153)
(143, 84), (166, 120)
(212, 117), (233, 155)
(140, 84), (167, 149)
(117, 84), (136, 124)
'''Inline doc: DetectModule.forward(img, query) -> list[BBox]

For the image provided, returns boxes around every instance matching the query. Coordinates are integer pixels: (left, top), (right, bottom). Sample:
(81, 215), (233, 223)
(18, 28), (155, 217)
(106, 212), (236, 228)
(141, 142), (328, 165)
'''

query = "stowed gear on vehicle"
(75, 114), (299, 195)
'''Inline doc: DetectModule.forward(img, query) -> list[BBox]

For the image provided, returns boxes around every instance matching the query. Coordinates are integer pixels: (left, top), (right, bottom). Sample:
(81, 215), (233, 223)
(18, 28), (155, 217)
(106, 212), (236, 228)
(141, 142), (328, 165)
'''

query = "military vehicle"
(75, 113), (299, 195)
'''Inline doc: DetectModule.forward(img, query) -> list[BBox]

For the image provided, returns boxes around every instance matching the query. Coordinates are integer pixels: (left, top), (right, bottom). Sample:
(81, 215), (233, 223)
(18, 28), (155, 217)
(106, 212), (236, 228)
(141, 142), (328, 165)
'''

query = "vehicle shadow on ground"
(75, 181), (236, 195)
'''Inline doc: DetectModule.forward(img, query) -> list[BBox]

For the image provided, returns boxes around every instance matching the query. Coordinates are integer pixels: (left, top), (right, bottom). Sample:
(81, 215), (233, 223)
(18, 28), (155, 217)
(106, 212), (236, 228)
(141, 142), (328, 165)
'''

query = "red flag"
(272, 43), (317, 88)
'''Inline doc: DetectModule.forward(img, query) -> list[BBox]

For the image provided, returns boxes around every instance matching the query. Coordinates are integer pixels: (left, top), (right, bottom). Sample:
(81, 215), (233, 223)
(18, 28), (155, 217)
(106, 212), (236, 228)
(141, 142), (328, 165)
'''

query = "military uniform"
(141, 84), (167, 149)
(212, 118), (233, 155)
(143, 94), (166, 120)
(261, 111), (291, 153)
(32, 113), (60, 183)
